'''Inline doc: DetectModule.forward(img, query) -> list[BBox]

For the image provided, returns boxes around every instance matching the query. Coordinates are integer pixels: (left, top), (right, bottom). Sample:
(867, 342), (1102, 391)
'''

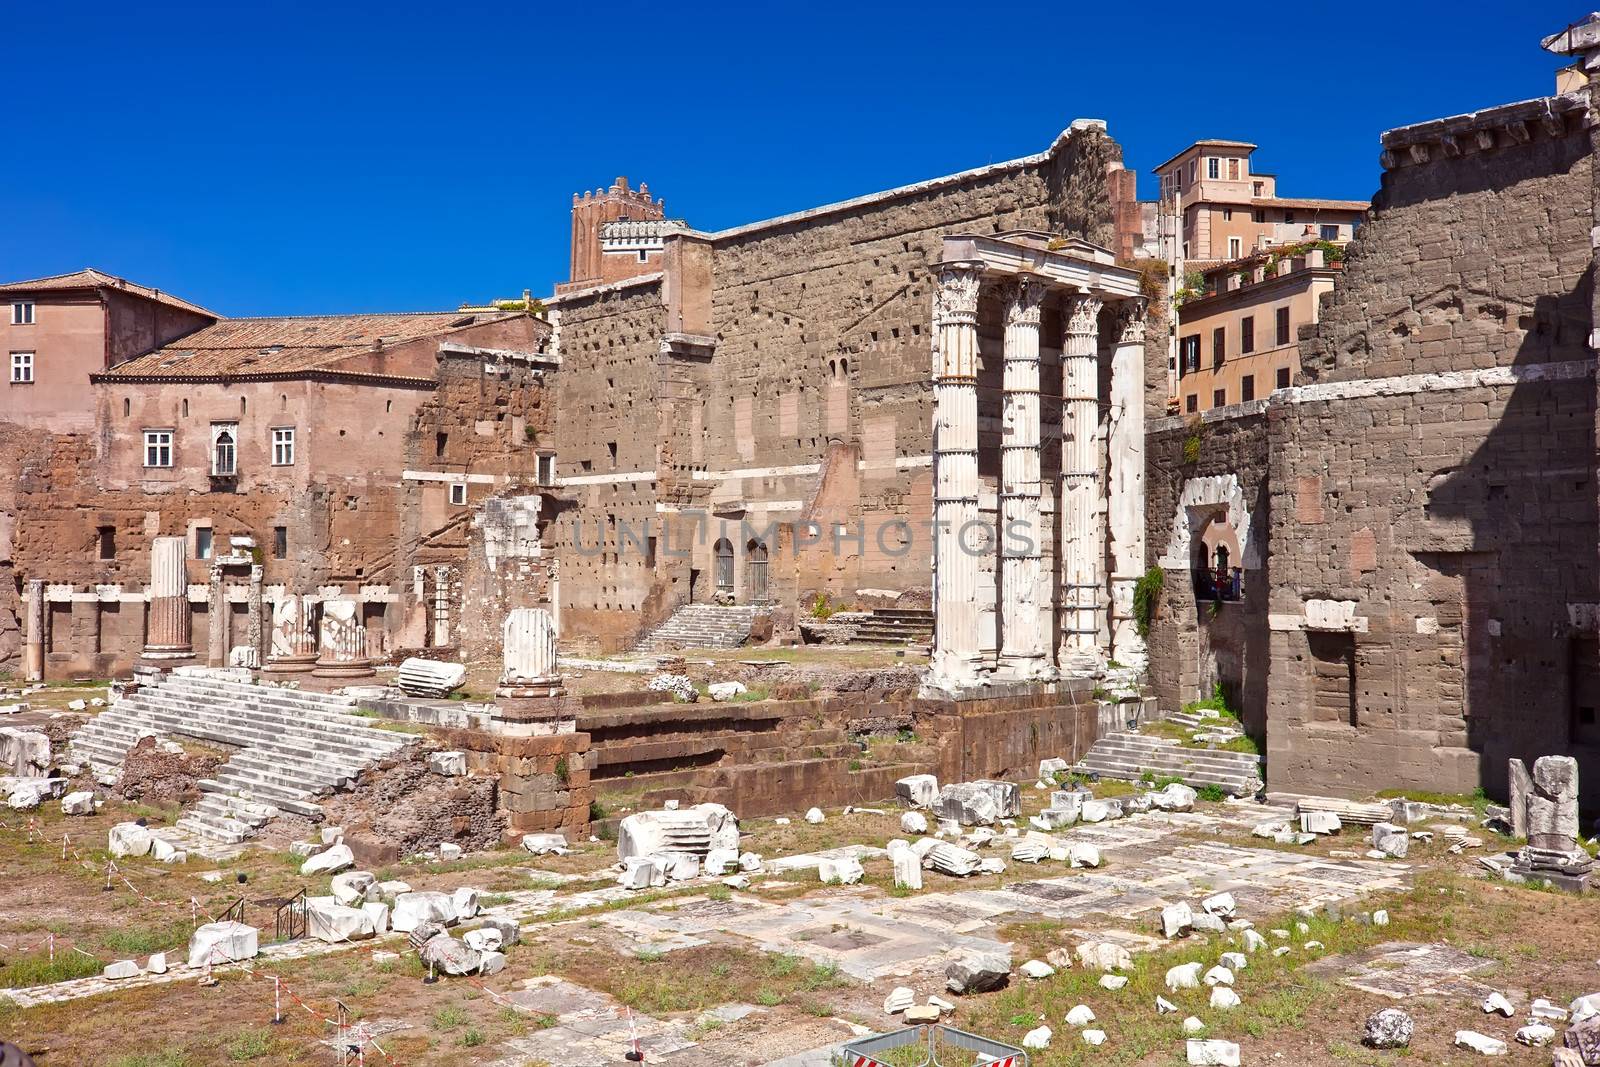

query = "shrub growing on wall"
(1133, 566), (1165, 639)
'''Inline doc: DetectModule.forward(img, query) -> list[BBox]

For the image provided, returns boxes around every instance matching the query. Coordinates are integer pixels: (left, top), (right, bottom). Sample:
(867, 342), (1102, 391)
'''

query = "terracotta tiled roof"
(1251, 196), (1369, 212)
(0, 268), (216, 318)
(100, 311), (516, 380)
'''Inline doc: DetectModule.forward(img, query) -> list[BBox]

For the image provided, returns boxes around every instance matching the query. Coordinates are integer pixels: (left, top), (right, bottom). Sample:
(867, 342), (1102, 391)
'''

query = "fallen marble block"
(331, 871), (377, 906)
(1166, 961), (1202, 990)
(883, 986), (915, 1014)
(1161, 902), (1195, 939)
(1452, 1030), (1507, 1056)
(187, 920), (259, 968)
(60, 790), (96, 816)
(818, 856), (864, 884)
(1363, 1007), (1413, 1049)
(617, 802), (739, 861)
(301, 843), (355, 876)
(427, 749), (468, 776)
(895, 774), (939, 808)
(521, 833), (569, 855)
(934, 782), (999, 826)
(1019, 959), (1055, 979)
(109, 821), (154, 858)
(1068, 843), (1102, 868)
(1150, 782), (1197, 812)
(307, 898), (376, 943)
(892, 848), (923, 890)
(900, 811), (929, 835)
(923, 842), (981, 876)
(1076, 941), (1130, 972)
(945, 950), (1010, 995)
(1301, 811), (1342, 835)
(391, 891), (458, 932)
(1186, 1039), (1241, 1066)
(1372, 822), (1409, 858)
(420, 934), (481, 976)
(104, 960), (140, 980)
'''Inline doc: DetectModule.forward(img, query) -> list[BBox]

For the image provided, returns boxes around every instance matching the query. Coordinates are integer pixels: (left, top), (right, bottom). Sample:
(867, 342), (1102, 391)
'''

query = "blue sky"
(1, 1), (1578, 316)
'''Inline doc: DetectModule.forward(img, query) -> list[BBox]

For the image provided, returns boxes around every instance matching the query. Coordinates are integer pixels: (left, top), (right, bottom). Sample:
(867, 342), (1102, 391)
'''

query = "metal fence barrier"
(834, 1024), (1029, 1067)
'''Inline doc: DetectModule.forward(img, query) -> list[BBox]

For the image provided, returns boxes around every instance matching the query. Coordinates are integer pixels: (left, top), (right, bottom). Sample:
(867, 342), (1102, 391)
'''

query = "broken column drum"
(498, 607), (563, 697)
(313, 598), (374, 678)
(143, 536), (193, 660)
(266, 594), (319, 673)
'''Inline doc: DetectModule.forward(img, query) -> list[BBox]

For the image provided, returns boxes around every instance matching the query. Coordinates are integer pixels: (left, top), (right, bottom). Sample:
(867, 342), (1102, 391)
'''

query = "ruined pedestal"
(312, 598), (374, 679)
(142, 536), (194, 661)
(1510, 755), (1593, 892)
(264, 595), (319, 674)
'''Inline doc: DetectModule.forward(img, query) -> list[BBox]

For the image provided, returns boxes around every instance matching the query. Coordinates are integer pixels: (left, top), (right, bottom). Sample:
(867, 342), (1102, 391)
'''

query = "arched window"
(714, 538), (734, 594)
(746, 539), (769, 602)
(212, 429), (236, 476)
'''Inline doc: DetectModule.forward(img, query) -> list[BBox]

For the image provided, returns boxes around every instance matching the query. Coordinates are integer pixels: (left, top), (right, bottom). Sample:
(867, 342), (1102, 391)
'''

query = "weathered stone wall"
(579, 684), (1100, 819)
(1144, 407), (1272, 739)
(1267, 112), (1598, 798)
(545, 125), (1127, 649)
(543, 280), (668, 651)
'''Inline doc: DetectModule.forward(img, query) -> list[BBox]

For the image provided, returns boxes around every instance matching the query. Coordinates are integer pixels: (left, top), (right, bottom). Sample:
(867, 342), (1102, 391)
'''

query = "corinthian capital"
(1002, 275), (1047, 330)
(1115, 298), (1148, 345)
(1062, 292), (1104, 338)
(933, 264), (983, 326)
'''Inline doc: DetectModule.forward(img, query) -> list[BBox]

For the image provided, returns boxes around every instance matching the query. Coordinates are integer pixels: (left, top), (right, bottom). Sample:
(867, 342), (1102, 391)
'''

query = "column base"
(497, 680), (566, 700)
(141, 646), (196, 662)
(996, 655), (1055, 683)
(262, 654), (319, 675)
(312, 658), (376, 679)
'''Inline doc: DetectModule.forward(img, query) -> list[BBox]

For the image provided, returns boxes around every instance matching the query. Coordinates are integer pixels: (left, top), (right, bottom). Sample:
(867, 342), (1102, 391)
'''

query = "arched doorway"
(713, 538), (734, 598)
(745, 539), (769, 603)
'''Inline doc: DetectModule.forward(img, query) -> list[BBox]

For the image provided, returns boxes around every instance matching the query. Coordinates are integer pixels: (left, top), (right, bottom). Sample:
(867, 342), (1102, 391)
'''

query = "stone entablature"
(1379, 90), (1589, 169)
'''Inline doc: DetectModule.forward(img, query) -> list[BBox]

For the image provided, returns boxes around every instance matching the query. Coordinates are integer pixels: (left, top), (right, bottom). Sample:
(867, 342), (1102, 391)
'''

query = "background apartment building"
(1154, 139), (1367, 265)
(1175, 246), (1342, 412)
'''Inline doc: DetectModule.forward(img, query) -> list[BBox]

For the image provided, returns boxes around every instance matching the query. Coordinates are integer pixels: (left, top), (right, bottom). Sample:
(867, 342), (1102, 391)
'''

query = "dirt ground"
(4, 678), (1599, 1065)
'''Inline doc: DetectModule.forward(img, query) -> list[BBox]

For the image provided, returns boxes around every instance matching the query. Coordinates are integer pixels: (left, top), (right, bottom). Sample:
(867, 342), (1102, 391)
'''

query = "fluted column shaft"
(1060, 294), (1104, 668)
(930, 264), (985, 690)
(24, 579), (43, 681)
(144, 536), (193, 659)
(1108, 299), (1149, 662)
(998, 277), (1049, 679)
(266, 594), (318, 672)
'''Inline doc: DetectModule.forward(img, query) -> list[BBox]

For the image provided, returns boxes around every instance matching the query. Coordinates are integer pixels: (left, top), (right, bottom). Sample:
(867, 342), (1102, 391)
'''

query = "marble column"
(930, 263), (987, 691)
(312, 598), (374, 678)
(1059, 292), (1104, 672)
(1107, 298), (1148, 663)
(143, 536), (193, 660)
(432, 565), (451, 647)
(997, 276), (1050, 680)
(23, 579), (43, 681)
(247, 566), (265, 665)
(498, 607), (563, 697)
(206, 559), (227, 667)
(266, 594), (319, 672)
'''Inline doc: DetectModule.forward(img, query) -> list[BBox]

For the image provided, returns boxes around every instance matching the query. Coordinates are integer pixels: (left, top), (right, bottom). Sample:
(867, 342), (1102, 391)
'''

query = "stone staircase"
(70, 671), (413, 844)
(635, 604), (762, 652)
(1073, 730), (1263, 797)
(850, 608), (934, 646)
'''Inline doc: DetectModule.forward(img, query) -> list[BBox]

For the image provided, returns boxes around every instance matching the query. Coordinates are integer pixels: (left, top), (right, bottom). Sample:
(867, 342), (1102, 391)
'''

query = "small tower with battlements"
(559, 177), (669, 294)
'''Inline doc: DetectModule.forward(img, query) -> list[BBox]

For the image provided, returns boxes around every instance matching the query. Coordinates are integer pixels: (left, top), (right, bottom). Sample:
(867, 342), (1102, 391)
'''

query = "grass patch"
(109, 1054), (191, 1067)
(0, 949), (104, 987)
(432, 1005), (470, 1031)
(1375, 786), (1492, 814)
(224, 1027), (280, 1061)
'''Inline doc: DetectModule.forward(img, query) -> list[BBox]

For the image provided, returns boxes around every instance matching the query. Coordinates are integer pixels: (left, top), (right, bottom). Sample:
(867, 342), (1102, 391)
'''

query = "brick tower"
(559, 177), (667, 294)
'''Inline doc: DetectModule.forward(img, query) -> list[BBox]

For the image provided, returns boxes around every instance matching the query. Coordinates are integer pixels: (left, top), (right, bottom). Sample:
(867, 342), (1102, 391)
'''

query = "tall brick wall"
(1266, 116), (1598, 798)
(545, 126), (1126, 649)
